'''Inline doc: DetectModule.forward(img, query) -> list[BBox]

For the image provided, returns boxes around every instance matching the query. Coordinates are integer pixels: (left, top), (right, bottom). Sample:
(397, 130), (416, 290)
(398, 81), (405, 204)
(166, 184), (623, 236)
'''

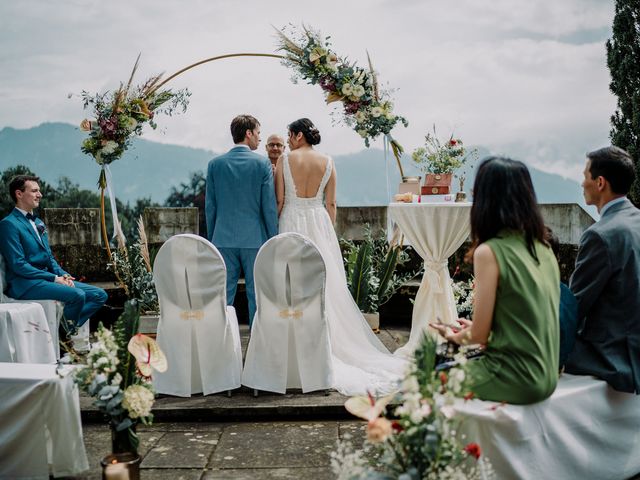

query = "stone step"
(80, 325), (410, 423)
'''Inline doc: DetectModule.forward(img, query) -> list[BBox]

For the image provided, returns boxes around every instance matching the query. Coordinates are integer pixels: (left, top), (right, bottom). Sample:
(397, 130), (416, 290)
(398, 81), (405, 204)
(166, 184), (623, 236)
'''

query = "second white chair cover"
(242, 233), (332, 394)
(152, 234), (242, 397)
(0, 303), (56, 364)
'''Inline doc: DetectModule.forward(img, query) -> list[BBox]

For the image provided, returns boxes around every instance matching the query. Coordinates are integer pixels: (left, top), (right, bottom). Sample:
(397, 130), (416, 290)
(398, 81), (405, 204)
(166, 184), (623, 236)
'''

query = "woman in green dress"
(432, 156), (560, 404)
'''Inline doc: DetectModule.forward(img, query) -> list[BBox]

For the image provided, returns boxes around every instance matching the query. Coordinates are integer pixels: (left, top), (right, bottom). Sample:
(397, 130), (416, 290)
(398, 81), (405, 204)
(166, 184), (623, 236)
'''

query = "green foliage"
(110, 242), (159, 313)
(343, 225), (422, 313)
(411, 126), (477, 175)
(0, 165), (158, 240)
(113, 300), (141, 390)
(607, 1), (640, 206)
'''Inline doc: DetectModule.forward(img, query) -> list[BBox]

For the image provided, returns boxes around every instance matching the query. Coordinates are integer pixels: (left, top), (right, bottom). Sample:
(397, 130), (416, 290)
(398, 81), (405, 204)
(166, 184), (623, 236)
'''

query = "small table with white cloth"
(0, 363), (89, 479)
(388, 202), (472, 357)
(0, 302), (56, 363)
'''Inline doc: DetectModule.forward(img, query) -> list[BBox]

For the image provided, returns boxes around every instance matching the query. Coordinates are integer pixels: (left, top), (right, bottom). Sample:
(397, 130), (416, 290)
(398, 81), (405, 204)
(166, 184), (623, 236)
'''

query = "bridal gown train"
(278, 154), (408, 395)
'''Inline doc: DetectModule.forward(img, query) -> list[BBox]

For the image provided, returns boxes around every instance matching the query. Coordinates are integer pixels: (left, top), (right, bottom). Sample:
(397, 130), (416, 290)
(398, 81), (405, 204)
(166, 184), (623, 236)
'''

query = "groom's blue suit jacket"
(205, 145), (278, 248)
(0, 208), (69, 298)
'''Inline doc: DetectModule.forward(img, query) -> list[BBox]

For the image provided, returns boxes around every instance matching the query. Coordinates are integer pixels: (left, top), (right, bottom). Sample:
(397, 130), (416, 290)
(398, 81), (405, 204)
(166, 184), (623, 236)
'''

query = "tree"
(165, 170), (206, 238)
(607, 1), (640, 206)
(0, 165), (58, 219)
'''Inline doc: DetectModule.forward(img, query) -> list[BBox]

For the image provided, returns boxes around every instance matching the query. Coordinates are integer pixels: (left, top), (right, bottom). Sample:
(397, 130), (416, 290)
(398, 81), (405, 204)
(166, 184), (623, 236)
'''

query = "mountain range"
(0, 123), (588, 210)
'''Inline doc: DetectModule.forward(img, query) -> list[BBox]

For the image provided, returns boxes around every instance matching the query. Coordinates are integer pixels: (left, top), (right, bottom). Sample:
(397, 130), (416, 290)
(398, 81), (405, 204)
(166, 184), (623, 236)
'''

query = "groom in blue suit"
(0, 175), (108, 350)
(206, 115), (278, 326)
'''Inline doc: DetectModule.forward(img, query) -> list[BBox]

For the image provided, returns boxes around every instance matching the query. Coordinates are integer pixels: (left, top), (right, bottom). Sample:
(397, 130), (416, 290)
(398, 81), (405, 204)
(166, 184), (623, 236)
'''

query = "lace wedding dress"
(279, 155), (408, 395)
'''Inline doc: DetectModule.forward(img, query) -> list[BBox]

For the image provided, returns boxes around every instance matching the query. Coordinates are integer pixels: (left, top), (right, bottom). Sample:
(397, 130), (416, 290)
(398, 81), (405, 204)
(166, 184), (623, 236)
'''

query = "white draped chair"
(242, 233), (332, 394)
(0, 253), (59, 362)
(152, 234), (242, 397)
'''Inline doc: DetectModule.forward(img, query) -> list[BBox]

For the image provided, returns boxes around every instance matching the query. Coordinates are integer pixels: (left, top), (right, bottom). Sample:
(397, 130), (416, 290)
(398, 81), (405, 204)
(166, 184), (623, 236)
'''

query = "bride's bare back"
(275, 147), (337, 222)
(287, 149), (330, 198)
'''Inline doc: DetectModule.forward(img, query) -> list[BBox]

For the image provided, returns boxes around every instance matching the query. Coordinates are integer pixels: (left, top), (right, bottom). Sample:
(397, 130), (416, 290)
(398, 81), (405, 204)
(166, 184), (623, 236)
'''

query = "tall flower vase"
(101, 426), (141, 480)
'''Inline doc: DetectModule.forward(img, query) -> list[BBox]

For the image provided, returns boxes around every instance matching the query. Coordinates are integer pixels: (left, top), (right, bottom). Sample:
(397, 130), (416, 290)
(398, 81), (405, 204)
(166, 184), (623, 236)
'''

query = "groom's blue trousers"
(18, 280), (108, 327)
(218, 247), (258, 327)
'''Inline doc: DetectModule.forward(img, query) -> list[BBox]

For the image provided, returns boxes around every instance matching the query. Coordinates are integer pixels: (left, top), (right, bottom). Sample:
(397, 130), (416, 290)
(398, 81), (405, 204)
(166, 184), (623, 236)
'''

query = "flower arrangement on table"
(411, 127), (474, 176)
(331, 335), (493, 479)
(275, 25), (409, 176)
(74, 300), (167, 456)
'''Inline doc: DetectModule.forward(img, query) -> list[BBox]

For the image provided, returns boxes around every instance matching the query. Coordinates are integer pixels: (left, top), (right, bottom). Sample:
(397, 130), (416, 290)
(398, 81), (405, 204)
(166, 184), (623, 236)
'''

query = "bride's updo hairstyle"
(288, 118), (321, 145)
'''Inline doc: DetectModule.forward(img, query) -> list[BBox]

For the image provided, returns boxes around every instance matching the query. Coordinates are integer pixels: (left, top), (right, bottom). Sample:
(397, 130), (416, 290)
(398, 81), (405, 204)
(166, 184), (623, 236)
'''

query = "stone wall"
(44, 204), (592, 283)
(143, 207), (199, 243)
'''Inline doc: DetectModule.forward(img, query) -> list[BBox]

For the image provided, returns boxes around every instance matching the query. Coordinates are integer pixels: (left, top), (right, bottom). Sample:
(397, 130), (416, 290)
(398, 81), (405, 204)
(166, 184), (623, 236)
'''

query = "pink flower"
(367, 417), (392, 443)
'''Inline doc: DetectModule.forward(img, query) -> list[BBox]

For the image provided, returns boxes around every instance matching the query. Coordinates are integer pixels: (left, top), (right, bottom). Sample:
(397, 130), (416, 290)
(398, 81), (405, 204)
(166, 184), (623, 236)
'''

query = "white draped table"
(388, 202), (471, 357)
(0, 363), (89, 479)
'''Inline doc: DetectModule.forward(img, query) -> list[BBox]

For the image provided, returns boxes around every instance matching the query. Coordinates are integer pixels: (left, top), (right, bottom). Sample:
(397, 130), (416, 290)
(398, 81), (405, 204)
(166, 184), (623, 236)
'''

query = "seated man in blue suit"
(206, 115), (278, 327)
(565, 146), (640, 393)
(0, 175), (108, 353)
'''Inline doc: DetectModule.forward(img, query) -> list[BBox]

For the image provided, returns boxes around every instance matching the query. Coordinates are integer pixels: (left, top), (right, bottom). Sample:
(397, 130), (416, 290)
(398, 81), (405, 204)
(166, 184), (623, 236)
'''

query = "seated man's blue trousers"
(18, 280), (108, 327)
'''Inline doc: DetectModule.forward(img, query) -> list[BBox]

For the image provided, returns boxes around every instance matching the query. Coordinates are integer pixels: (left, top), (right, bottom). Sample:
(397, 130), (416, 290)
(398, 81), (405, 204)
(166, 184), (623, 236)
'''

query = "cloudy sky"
(0, 0), (616, 183)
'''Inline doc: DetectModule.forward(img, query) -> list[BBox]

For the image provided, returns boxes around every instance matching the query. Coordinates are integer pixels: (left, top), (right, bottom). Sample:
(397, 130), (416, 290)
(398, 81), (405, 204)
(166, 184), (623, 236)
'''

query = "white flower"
(326, 53), (338, 70)
(357, 129), (368, 138)
(125, 117), (138, 132)
(352, 85), (366, 98)
(341, 83), (354, 96)
(101, 140), (118, 155)
(355, 111), (367, 123)
(122, 384), (154, 419)
(385, 111), (395, 120)
(370, 106), (384, 118)
(111, 373), (123, 386)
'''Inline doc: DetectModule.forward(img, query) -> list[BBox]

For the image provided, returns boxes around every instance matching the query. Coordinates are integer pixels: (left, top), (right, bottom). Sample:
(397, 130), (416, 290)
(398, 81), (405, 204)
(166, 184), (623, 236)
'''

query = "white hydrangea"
(122, 384), (154, 419)
(101, 140), (118, 155)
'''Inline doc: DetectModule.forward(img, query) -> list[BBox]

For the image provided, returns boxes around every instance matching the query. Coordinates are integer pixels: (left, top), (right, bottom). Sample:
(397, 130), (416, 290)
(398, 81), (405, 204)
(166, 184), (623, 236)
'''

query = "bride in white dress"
(275, 118), (408, 396)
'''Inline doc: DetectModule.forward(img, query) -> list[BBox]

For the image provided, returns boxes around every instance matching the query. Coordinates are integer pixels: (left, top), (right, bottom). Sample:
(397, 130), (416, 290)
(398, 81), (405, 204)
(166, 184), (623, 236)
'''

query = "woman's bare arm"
(325, 159), (337, 224)
(275, 155), (285, 216)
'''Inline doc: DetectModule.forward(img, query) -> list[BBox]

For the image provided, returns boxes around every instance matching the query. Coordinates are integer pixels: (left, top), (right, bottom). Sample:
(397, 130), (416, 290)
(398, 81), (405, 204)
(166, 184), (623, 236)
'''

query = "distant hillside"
(0, 123), (587, 209)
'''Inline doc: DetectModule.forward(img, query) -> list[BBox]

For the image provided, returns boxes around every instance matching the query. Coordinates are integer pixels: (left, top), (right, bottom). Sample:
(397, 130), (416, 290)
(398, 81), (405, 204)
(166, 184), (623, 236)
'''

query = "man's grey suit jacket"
(565, 198), (640, 393)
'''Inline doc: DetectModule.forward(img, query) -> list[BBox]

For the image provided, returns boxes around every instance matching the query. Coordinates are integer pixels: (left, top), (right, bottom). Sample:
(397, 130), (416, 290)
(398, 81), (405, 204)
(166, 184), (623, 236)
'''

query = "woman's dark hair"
(288, 118), (321, 145)
(468, 156), (547, 262)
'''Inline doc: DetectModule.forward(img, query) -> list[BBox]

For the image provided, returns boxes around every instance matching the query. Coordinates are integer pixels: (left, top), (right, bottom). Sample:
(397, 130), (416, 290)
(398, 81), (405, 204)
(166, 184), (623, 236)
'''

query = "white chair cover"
(0, 303), (56, 363)
(455, 374), (640, 479)
(0, 253), (63, 360)
(152, 234), (242, 396)
(242, 233), (332, 394)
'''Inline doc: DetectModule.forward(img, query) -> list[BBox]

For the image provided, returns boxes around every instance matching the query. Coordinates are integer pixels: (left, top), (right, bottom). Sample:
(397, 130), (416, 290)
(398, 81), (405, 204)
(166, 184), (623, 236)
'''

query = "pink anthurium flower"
(127, 334), (168, 377)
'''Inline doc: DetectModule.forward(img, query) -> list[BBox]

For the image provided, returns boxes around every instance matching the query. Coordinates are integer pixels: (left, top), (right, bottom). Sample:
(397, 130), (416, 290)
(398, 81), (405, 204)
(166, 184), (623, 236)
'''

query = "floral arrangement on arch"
(275, 25), (408, 149)
(331, 334), (494, 479)
(79, 56), (191, 166)
(74, 300), (167, 455)
(412, 126), (477, 175)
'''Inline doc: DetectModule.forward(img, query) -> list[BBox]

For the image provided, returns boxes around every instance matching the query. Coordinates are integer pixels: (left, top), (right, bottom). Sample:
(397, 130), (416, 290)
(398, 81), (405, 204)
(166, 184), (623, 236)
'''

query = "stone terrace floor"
(72, 325), (411, 479)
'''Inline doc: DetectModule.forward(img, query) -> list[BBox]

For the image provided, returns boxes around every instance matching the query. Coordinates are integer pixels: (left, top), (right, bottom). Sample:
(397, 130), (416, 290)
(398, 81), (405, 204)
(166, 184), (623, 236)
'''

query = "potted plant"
(74, 300), (167, 478)
(110, 218), (160, 336)
(411, 126), (474, 195)
(342, 226), (422, 332)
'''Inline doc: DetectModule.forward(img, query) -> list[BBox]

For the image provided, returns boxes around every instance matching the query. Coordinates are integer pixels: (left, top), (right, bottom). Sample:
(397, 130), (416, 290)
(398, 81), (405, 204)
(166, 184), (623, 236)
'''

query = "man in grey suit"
(565, 146), (640, 393)
(205, 115), (278, 327)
